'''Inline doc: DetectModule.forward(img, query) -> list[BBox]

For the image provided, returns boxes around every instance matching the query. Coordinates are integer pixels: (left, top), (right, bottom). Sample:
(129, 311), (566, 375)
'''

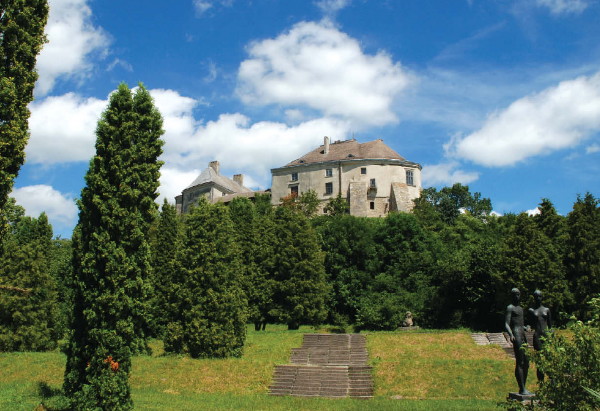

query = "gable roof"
(284, 138), (405, 167)
(184, 166), (252, 194)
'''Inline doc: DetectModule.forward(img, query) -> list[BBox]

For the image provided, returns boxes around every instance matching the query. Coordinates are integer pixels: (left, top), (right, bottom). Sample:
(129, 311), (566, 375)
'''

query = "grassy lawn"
(0, 326), (527, 410)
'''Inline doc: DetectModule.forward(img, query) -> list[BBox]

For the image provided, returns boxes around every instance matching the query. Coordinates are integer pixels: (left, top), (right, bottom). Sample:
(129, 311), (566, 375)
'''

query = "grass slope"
(0, 326), (527, 410)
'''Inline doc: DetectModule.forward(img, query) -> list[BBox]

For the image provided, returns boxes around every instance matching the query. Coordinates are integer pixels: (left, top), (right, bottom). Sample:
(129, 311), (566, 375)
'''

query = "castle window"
(370, 201), (375, 210)
(291, 172), (298, 182)
(291, 185), (299, 195)
(325, 182), (333, 195)
(370, 178), (376, 188)
(361, 167), (367, 174)
(325, 168), (333, 177)
(406, 170), (414, 186)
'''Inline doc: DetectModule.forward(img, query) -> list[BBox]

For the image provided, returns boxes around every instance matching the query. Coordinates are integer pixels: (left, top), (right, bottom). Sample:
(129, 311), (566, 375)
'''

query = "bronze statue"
(505, 288), (532, 395)
(528, 289), (551, 382)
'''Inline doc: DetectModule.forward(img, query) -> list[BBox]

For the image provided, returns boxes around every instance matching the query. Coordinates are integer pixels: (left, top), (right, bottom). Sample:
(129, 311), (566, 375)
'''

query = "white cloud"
(526, 207), (541, 216)
(27, 93), (107, 164)
(11, 185), (78, 229)
(536, 0), (588, 15)
(315, 0), (351, 15)
(36, 0), (109, 95)
(237, 20), (412, 127)
(193, 0), (233, 16)
(421, 162), (480, 186)
(586, 143), (600, 154)
(449, 72), (600, 167)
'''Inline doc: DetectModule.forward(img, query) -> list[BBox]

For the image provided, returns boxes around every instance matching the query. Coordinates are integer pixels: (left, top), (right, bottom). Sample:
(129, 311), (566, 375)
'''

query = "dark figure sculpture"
(528, 289), (552, 382)
(505, 288), (532, 395)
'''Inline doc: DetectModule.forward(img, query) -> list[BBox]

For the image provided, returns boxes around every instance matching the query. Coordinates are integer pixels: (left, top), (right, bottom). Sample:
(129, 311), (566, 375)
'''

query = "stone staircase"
(471, 331), (534, 358)
(269, 334), (374, 398)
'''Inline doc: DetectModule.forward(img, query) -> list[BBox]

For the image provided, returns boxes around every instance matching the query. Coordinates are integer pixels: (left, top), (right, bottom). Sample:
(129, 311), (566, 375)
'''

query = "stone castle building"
(270, 137), (422, 217)
(175, 161), (256, 214)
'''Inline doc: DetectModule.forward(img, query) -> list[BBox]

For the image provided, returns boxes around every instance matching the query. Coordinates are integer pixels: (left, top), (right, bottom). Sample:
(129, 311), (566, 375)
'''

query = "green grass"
(0, 326), (526, 410)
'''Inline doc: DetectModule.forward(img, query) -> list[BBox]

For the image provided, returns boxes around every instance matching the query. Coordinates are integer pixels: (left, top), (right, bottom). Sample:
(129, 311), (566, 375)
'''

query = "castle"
(176, 137), (422, 216)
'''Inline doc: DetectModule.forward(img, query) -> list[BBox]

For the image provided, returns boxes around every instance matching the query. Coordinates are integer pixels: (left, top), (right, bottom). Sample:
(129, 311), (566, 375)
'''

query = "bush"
(531, 295), (600, 410)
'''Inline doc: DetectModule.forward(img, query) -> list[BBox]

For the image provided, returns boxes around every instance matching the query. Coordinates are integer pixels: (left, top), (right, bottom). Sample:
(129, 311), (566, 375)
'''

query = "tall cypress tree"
(63, 84), (164, 410)
(271, 206), (328, 330)
(150, 199), (181, 337)
(566, 193), (600, 319)
(165, 198), (247, 358)
(0, 0), (48, 241)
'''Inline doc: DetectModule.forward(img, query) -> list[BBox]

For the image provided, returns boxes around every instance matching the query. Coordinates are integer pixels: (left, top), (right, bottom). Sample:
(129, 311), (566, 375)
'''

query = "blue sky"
(12, 0), (600, 237)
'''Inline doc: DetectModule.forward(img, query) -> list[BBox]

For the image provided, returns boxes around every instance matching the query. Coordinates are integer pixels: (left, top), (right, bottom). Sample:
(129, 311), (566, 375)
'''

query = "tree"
(165, 198), (247, 357)
(63, 84), (164, 410)
(0, 210), (60, 351)
(271, 206), (329, 329)
(323, 193), (349, 216)
(150, 200), (181, 337)
(314, 214), (379, 325)
(531, 295), (600, 411)
(566, 193), (600, 319)
(0, 0), (49, 241)
(501, 213), (571, 317)
(228, 197), (275, 331)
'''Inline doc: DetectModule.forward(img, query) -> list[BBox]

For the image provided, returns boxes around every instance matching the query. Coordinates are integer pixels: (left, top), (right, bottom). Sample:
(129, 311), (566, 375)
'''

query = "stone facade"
(271, 137), (422, 216)
(175, 161), (254, 214)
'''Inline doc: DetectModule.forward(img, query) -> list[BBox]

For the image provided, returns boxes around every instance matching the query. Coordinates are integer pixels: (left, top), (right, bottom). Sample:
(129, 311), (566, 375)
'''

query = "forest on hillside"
(2, 185), (599, 354)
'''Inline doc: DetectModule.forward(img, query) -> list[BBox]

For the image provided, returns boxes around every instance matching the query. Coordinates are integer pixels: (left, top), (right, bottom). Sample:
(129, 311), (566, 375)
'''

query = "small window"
(291, 185), (299, 195)
(325, 182), (333, 195)
(370, 201), (375, 210)
(406, 170), (414, 186)
(370, 178), (376, 188)
(291, 172), (298, 182)
(325, 168), (333, 177)
(361, 167), (367, 174)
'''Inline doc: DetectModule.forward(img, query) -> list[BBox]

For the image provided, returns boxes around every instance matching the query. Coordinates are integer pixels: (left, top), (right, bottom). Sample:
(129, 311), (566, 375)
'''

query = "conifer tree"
(63, 84), (163, 410)
(271, 206), (328, 330)
(165, 198), (247, 357)
(0, 210), (60, 351)
(0, 0), (48, 240)
(566, 193), (600, 319)
(150, 199), (181, 337)
(228, 197), (275, 331)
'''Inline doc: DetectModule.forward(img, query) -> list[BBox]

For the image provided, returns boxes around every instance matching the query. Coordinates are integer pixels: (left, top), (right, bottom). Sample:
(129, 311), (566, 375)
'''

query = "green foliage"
(501, 213), (572, 317)
(228, 197), (276, 331)
(0, 0), (48, 240)
(0, 211), (60, 351)
(270, 206), (329, 329)
(356, 212), (438, 330)
(314, 214), (380, 325)
(165, 198), (247, 358)
(565, 193), (600, 320)
(63, 83), (164, 410)
(413, 183), (492, 227)
(150, 200), (182, 337)
(323, 193), (349, 216)
(531, 295), (600, 410)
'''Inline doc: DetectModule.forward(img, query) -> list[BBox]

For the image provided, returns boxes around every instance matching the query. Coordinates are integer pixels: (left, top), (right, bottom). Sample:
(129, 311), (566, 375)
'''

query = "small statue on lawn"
(402, 311), (413, 327)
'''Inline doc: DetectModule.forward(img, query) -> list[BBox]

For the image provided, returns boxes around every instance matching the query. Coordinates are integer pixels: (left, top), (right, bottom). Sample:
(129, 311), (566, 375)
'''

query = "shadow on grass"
(37, 381), (69, 411)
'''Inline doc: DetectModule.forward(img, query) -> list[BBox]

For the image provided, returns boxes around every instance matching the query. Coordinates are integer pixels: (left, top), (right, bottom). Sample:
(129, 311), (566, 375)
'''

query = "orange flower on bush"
(103, 356), (119, 372)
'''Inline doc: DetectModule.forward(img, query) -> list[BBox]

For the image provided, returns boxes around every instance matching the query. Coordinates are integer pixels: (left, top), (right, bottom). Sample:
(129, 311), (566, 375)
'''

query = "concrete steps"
(471, 331), (535, 359)
(269, 334), (373, 399)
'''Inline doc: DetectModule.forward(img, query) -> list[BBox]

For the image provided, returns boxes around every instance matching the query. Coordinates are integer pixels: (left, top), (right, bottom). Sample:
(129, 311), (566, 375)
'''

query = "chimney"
(324, 136), (330, 155)
(233, 174), (244, 186)
(209, 160), (220, 174)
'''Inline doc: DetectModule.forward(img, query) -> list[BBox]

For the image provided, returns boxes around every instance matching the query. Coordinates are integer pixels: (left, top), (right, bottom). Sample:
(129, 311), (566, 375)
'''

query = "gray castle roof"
(184, 165), (252, 194)
(284, 138), (406, 167)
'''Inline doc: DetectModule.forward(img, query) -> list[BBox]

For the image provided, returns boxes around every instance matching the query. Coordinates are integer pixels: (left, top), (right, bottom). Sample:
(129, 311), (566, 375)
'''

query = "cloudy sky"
(12, 0), (600, 237)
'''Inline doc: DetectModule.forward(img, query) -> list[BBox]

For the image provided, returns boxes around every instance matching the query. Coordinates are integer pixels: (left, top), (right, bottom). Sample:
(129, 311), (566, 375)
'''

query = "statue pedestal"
(508, 392), (536, 403)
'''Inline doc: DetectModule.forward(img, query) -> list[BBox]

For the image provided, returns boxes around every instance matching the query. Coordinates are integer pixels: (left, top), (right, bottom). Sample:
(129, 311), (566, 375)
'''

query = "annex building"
(175, 161), (257, 214)
(270, 137), (422, 217)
